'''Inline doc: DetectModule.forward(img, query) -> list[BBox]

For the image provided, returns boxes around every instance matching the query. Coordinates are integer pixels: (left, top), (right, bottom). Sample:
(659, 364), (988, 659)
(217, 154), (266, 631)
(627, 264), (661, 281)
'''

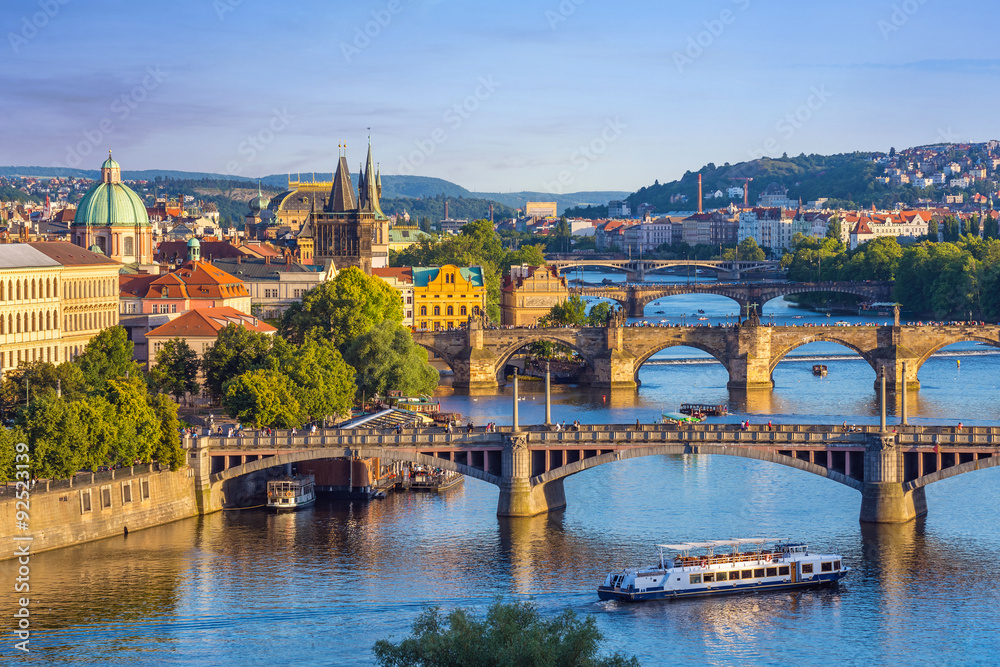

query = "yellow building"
(412, 265), (486, 331)
(500, 264), (568, 326)
(0, 242), (120, 373)
(525, 202), (558, 218)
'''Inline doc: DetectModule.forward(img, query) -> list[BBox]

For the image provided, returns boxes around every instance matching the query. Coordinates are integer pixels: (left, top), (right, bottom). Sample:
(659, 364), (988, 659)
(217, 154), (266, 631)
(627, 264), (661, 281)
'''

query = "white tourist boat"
(598, 538), (850, 602)
(266, 475), (317, 511)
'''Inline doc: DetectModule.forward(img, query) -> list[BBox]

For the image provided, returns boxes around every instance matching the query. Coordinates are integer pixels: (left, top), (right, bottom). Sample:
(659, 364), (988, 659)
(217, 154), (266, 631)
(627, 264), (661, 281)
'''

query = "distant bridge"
(188, 422), (1000, 523)
(412, 319), (1000, 392)
(548, 258), (781, 281)
(572, 280), (893, 317)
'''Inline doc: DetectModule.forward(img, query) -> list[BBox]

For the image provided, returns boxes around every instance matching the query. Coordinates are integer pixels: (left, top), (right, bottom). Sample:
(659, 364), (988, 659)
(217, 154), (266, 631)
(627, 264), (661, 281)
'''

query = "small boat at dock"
(598, 539), (850, 602)
(266, 475), (316, 511)
(680, 403), (727, 417)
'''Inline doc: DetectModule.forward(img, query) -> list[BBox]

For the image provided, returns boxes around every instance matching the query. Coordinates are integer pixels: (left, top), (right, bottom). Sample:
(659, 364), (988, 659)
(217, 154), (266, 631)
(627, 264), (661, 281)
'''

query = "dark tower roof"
(358, 140), (385, 217)
(329, 156), (356, 212)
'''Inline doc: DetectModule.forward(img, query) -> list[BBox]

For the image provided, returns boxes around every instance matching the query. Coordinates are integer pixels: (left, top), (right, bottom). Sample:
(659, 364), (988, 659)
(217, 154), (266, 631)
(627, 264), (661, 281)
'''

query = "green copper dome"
(73, 182), (150, 227)
(73, 153), (149, 228)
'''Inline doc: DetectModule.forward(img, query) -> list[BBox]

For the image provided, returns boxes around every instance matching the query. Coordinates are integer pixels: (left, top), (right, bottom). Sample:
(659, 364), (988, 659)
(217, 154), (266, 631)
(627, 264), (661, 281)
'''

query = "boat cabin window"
(833, 561), (841, 570)
(716, 571), (728, 582)
(753, 568), (765, 578)
(704, 573), (715, 583)
(765, 567), (777, 577)
(741, 570), (753, 579)
(801, 563), (814, 574)
(821, 562), (833, 572)
(778, 566), (790, 576)
(689, 574), (702, 584)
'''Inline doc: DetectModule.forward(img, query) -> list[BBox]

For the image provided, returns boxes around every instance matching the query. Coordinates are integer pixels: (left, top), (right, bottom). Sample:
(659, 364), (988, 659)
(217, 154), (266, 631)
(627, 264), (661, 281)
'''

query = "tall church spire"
(329, 153), (356, 213)
(359, 137), (384, 216)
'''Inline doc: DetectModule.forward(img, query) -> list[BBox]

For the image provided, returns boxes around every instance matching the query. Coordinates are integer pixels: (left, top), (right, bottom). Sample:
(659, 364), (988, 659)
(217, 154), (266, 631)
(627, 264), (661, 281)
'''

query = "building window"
(124, 236), (135, 256)
(121, 481), (133, 504)
(446, 306), (453, 316)
(433, 306), (440, 316)
(460, 306), (467, 316)
(419, 306), (427, 316)
(101, 485), (112, 509)
(80, 489), (92, 513)
(142, 478), (150, 500)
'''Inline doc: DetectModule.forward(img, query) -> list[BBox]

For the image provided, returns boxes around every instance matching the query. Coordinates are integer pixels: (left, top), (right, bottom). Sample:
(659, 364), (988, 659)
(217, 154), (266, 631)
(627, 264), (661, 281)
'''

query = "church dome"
(248, 182), (269, 214)
(73, 152), (149, 228)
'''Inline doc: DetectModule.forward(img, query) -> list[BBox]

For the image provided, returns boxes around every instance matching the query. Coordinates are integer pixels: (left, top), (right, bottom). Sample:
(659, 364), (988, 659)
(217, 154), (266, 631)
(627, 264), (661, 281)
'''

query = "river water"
(2, 269), (999, 666)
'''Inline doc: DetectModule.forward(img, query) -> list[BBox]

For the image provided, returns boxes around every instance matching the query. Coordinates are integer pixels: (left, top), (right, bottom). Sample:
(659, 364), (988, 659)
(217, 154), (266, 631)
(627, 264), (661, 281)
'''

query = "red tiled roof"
(372, 267), (413, 283)
(146, 307), (275, 339)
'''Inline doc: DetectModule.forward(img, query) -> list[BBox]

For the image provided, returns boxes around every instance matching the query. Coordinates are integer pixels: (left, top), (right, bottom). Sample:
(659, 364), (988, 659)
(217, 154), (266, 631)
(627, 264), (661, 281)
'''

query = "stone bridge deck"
(413, 321), (1000, 392)
(572, 280), (894, 316)
(189, 423), (1000, 523)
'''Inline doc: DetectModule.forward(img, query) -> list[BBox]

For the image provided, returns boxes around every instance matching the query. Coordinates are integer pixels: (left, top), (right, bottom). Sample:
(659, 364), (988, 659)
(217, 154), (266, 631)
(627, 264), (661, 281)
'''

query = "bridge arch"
(903, 455), (1000, 491)
(530, 444), (863, 491)
(413, 341), (459, 374)
(210, 447), (502, 486)
(632, 340), (731, 385)
(768, 335), (876, 377)
(493, 334), (597, 380)
(636, 290), (745, 313)
(914, 335), (1000, 369)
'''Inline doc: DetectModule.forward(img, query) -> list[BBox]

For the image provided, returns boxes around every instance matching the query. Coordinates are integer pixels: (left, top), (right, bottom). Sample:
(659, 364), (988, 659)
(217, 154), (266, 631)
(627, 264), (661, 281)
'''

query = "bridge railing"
(194, 423), (1000, 451)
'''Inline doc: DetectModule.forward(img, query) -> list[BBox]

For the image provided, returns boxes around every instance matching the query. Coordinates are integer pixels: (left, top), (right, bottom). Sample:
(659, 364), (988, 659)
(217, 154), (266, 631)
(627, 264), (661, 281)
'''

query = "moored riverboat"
(598, 539), (850, 602)
(812, 364), (828, 376)
(266, 475), (316, 511)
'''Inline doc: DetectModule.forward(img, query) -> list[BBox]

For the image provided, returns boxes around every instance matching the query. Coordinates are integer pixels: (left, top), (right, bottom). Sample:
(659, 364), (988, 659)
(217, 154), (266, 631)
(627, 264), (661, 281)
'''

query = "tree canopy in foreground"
(373, 600), (639, 667)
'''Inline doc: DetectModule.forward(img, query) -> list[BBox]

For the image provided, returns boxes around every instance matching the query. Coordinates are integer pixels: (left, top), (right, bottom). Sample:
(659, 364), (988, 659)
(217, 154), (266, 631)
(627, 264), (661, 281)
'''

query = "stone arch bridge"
(548, 258), (781, 281)
(572, 281), (893, 318)
(412, 319), (1000, 392)
(188, 423), (1000, 524)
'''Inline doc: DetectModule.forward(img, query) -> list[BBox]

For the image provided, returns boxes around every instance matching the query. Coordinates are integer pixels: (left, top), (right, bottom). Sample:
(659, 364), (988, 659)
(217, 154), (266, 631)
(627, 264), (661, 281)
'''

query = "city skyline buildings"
(1, 0), (998, 194)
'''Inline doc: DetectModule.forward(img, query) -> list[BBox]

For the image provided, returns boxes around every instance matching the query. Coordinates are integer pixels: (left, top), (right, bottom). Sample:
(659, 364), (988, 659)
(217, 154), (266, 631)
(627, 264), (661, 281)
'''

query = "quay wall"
(0, 465), (198, 561)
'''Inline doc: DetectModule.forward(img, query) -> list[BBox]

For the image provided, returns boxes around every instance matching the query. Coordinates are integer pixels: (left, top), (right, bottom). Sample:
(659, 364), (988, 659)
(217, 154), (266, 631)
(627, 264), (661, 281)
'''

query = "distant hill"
(380, 194), (519, 223)
(470, 191), (629, 214)
(624, 144), (998, 212)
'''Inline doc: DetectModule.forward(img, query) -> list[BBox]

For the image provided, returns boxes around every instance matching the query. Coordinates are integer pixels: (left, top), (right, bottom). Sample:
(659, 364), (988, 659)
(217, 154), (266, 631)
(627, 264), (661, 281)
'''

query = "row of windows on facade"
(262, 289), (305, 299)
(1, 344), (90, 369)
(418, 305), (480, 317)
(79, 477), (151, 513)
(686, 561), (840, 585)
(0, 308), (115, 335)
(0, 277), (116, 302)
(418, 321), (468, 331)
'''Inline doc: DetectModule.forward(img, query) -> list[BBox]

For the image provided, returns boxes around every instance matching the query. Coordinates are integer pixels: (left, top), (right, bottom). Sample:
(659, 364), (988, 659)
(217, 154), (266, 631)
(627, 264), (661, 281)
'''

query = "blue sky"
(2, 0), (998, 193)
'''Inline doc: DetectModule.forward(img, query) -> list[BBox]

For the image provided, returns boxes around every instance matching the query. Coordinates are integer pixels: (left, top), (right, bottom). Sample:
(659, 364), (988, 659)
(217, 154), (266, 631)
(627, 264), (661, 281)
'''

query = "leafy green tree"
(542, 295), (588, 327)
(282, 266), (402, 346)
(222, 368), (302, 428)
(826, 216), (842, 241)
(546, 217), (572, 253)
(372, 600), (640, 667)
(149, 338), (200, 402)
(737, 237), (765, 261)
(202, 324), (278, 400)
(0, 426), (28, 483)
(970, 215), (981, 237)
(20, 393), (87, 480)
(927, 219), (939, 238)
(76, 326), (143, 395)
(983, 215), (998, 240)
(272, 337), (356, 421)
(149, 393), (185, 469)
(586, 301), (613, 326)
(344, 325), (438, 400)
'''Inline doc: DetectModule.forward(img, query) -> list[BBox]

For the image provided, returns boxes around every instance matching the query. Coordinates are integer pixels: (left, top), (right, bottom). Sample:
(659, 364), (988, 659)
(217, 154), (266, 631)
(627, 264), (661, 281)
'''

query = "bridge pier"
(592, 323), (638, 390)
(497, 432), (566, 517)
(859, 432), (927, 523)
(190, 439), (223, 515)
(726, 323), (774, 391)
